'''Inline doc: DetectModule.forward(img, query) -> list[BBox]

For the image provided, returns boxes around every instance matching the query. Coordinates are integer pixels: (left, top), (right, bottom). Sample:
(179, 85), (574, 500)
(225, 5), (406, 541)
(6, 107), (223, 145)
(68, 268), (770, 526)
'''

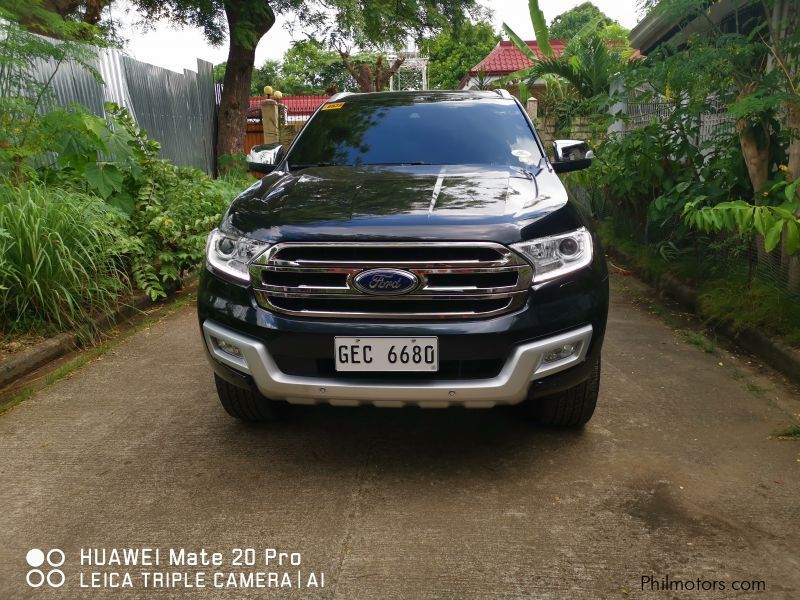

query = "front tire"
(214, 374), (280, 422)
(529, 358), (600, 427)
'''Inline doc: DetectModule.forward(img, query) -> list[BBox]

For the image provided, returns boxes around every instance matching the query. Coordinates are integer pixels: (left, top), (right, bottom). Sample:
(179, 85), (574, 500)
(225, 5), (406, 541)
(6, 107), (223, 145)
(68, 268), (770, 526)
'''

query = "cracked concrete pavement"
(1, 274), (798, 599)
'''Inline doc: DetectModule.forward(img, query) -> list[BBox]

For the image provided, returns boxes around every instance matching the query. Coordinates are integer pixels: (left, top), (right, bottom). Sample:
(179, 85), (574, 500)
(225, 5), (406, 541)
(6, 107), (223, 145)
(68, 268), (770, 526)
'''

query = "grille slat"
(250, 242), (532, 320)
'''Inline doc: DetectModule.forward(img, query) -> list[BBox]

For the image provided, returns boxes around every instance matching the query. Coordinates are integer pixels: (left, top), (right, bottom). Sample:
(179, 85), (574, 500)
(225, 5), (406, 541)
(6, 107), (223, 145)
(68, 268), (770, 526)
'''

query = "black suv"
(198, 90), (608, 427)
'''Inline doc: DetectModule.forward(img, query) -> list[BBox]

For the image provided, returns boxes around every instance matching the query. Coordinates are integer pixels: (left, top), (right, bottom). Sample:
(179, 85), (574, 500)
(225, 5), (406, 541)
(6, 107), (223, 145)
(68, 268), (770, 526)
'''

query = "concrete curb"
(0, 277), (197, 390)
(0, 333), (76, 387)
(606, 244), (800, 386)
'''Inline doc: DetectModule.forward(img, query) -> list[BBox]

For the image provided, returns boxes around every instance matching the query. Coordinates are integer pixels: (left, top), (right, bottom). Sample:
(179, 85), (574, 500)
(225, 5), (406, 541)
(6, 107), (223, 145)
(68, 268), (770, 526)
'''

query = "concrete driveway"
(1, 275), (798, 599)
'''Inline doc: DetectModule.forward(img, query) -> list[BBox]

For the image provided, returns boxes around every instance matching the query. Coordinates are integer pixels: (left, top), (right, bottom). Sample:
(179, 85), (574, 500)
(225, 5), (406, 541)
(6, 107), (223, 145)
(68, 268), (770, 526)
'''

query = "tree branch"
(338, 50), (359, 80)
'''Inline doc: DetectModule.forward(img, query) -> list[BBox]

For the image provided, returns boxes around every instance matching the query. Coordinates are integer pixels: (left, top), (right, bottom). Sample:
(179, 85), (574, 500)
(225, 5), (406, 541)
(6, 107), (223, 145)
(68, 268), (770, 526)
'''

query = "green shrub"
(128, 162), (237, 299)
(0, 182), (131, 336)
(0, 4), (105, 181)
(0, 6), (248, 335)
(42, 103), (248, 300)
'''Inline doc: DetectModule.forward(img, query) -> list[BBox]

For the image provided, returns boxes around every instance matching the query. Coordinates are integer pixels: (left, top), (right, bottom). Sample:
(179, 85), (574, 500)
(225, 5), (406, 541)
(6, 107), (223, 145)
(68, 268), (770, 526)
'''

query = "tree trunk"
(786, 101), (800, 290)
(765, 0), (800, 289)
(17, 0), (81, 37)
(22, 0), (109, 26)
(737, 119), (771, 265)
(374, 55), (404, 91)
(340, 52), (404, 93)
(216, 4), (275, 169)
(357, 64), (374, 92)
(339, 51), (375, 92)
(83, 0), (110, 25)
(217, 42), (258, 162)
(41, 0), (82, 18)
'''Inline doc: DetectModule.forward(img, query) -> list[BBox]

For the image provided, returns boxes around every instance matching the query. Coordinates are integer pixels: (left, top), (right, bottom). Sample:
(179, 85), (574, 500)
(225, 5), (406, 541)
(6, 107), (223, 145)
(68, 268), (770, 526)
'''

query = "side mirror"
(247, 143), (285, 173)
(552, 140), (593, 174)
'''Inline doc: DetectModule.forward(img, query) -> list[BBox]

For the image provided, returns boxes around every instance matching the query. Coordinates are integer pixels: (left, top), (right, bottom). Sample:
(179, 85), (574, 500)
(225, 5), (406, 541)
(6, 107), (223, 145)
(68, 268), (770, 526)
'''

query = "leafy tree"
(280, 40), (371, 94)
(420, 21), (499, 90)
(251, 59), (282, 94)
(549, 2), (616, 40)
(128, 0), (296, 164)
(212, 62), (227, 84)
(128, 0), (479, 165)
(317, 1), (483, 92)
(217, 41), (375, 96)
(502, 0), (631, 133)
(338, 50), (405, 92)
(522, 33), (631, 100)
(12, 0), (112, 30)
(644, 0), (800, 286)
(0, 0), (106, 180)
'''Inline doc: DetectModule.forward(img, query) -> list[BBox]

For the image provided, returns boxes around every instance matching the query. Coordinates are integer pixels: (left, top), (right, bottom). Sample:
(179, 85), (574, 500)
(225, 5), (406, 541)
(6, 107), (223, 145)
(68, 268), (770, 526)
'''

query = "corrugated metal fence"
(28, 47), (216, 175)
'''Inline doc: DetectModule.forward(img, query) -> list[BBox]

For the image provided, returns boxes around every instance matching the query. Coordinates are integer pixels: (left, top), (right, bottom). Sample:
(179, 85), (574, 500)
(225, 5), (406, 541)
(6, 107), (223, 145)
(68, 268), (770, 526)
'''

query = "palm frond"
(527, 0), (553, 57)
(502, 22), (541, 64)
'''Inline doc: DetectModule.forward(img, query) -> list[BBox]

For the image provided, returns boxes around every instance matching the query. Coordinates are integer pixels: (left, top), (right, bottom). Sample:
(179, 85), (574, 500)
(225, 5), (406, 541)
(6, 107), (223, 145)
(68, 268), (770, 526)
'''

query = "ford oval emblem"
(352, 268), (419, 296)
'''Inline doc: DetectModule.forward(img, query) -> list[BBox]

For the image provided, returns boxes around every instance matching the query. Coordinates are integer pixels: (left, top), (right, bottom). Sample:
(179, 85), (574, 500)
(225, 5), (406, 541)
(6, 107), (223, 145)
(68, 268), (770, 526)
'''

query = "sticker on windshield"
(322, 102), (345, 111)
(512, 149), (535, 164)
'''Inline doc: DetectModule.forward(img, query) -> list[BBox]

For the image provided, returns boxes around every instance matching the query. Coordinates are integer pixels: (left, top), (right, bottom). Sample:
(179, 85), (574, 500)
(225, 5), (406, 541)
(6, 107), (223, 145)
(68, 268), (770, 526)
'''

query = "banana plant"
(503, 4), (628, 100)
(502, 0), (553, 61)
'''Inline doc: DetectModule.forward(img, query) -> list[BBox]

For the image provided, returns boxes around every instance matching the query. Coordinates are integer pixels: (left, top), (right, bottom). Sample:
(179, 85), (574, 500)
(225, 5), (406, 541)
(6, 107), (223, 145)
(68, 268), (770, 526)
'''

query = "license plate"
(335, 337), (438, 372)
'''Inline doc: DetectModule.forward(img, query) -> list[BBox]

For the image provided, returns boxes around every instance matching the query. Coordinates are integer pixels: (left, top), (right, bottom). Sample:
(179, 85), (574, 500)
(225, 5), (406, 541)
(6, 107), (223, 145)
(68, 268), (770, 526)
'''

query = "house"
(458, 39), (567, 92)
(629, 0), (763, 54)
(616, 0), (763, 138)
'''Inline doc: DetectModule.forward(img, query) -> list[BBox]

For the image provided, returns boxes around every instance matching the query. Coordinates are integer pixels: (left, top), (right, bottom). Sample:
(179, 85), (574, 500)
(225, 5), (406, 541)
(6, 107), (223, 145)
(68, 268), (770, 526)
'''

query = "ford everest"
(198, 90), (608, 427)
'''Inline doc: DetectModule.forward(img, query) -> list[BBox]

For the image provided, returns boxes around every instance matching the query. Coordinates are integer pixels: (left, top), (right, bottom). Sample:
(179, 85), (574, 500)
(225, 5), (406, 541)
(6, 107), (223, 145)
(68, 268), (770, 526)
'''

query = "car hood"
(222, 164), (585, 244)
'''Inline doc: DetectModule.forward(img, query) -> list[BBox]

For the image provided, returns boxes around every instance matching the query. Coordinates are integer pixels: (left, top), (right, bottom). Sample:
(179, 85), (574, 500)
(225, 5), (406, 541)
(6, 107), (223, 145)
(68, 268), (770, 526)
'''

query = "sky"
(115, 0), (645, 74)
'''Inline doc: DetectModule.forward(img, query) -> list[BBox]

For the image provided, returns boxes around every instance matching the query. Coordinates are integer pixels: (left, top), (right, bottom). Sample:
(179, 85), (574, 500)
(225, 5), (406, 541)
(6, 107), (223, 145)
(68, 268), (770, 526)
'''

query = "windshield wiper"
(510, 164), (542, 179)
(366, 161), (435, 166)
(290, 162), (335, 170)
(511, 163), (543, 198)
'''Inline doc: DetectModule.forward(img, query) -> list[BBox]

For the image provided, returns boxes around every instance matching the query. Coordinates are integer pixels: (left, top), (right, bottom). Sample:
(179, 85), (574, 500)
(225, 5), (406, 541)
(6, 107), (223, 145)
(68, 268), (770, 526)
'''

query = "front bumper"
(202, 320), (593, 408)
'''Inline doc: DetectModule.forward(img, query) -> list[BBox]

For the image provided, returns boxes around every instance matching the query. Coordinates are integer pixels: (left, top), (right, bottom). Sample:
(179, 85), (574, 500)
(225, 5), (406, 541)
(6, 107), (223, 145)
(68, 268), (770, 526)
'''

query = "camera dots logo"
(26, 548), (66, 588)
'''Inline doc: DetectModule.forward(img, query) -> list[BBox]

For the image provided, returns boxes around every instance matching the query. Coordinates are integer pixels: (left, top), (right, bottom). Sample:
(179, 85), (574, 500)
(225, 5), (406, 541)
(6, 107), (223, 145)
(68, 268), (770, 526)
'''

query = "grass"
(599, 221), (672, 279)
(699, 278), (800, 347)
(772, 424), (800, 439)
(684, 330), (716, 353)
(0, 182), (131, 339)
(0, 171), (245, 344)
(745, 382), (768, 396)
(599, 220), (800, 348)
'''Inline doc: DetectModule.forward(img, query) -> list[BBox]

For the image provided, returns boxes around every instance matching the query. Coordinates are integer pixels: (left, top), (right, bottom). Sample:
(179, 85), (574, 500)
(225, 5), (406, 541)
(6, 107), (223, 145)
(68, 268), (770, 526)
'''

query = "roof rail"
(328, 92), (354, 102)
(494, 89), (513, 100)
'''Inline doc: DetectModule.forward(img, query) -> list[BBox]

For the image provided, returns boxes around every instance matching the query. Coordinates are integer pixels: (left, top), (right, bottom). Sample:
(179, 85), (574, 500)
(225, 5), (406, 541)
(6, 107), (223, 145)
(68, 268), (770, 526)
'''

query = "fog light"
(543, 343), (577, 363)
(215, 338), (242, 358)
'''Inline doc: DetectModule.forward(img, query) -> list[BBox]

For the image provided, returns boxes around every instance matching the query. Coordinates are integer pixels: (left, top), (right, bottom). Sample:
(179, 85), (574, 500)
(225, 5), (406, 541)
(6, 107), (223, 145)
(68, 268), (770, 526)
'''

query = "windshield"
(286, 98), (543, 170)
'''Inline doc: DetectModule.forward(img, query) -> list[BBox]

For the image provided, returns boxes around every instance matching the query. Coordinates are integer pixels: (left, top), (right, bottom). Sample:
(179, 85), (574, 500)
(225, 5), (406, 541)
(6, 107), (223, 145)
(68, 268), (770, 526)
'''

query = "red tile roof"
(468, 40), (567, 76)
(247, 95), (330, 119)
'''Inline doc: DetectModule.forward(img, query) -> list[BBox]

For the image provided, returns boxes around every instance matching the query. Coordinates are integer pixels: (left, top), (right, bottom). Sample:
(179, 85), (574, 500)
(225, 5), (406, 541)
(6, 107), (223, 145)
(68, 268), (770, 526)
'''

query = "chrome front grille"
(249, 242), (533, 319)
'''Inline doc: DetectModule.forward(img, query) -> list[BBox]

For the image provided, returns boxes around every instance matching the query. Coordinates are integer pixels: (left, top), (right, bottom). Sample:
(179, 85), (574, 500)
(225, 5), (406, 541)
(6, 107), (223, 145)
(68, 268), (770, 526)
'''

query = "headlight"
(205, 228), (270, 284)
(511, 227), (593, 283)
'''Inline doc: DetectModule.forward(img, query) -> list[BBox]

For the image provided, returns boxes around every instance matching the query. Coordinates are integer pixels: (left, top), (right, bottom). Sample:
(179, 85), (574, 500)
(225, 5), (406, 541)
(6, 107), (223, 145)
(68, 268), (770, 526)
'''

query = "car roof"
(327, 89), (515, 104)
